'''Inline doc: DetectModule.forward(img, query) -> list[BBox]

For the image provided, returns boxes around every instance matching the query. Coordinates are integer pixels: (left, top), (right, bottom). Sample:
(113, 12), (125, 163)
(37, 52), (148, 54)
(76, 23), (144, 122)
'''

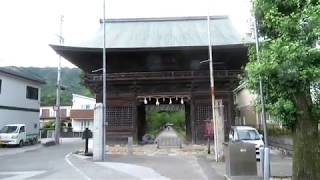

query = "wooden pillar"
(136, 104), (146, 141)
(96, 90), (103, 103)
(133, 100), (138, 142)
(185, 102), (192, 142)
(190, 98), (196, 144)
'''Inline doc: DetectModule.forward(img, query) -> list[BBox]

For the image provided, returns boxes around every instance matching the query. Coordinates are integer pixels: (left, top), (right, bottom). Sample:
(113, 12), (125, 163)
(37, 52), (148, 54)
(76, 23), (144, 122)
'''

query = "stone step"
(157, 137), (182, 148)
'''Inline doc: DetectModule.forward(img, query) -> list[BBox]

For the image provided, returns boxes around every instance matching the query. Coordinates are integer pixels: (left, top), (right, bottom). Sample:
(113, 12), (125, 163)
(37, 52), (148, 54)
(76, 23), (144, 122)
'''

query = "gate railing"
(85, 70), (241, 82)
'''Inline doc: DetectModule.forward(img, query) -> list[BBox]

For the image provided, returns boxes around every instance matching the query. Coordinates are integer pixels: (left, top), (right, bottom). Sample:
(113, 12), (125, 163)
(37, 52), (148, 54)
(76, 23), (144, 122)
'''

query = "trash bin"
(224, 142), (257, 179)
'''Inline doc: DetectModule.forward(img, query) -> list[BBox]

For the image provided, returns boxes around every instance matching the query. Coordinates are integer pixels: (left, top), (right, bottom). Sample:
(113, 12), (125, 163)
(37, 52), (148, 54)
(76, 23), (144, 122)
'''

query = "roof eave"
(50, 43), (249, 53)
(0, 69), (46, 85)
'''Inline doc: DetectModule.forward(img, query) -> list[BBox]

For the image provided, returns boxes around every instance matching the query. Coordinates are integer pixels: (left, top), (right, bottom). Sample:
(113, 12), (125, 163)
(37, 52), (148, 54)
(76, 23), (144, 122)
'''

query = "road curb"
(41, 139), (56, 147)
(0, 144), (42, 157)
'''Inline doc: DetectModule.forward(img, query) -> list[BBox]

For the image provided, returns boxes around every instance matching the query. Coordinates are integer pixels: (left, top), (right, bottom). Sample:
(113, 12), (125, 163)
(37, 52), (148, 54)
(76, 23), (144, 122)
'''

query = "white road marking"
(168, 153), (177, 156)
(73, 153), (91, 160)
(0, 171), (46, 180)
(148, 149), (162, 156)
(64, 152), (91, 180)
(96, 162), (170, 180)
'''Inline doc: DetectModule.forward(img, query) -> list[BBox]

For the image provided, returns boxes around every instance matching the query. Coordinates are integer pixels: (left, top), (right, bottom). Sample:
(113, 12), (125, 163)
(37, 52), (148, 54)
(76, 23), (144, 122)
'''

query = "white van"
(0, 124), (39, 147)
(229, 126), (264, 159)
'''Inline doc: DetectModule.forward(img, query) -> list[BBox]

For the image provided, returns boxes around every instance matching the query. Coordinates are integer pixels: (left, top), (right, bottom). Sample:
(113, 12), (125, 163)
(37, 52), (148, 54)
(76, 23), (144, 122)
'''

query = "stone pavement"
(96, 144), (292, 179)
(83, 136), (292, 179)
(0, 137), (291, 180)
(99, 153), (223, 180)
(105, 143), (208, 156)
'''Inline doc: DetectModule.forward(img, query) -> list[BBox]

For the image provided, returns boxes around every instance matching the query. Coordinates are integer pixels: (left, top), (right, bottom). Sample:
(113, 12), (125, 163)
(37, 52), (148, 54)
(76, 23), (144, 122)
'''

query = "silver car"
(229, 126), (264, 160)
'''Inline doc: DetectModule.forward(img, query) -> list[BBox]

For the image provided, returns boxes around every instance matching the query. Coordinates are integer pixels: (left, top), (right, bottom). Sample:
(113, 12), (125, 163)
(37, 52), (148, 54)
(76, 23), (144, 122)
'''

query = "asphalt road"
(0, 138), (86, 179)
(0, 138), (139, 179)
(104, 154), (225, 180)
(0, 138), (292, 180)
(0, 138), (224, 180)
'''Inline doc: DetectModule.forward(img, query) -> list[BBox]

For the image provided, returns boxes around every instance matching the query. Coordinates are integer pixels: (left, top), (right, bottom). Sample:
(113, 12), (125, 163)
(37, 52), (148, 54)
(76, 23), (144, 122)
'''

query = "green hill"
(18, 67), (94, 106)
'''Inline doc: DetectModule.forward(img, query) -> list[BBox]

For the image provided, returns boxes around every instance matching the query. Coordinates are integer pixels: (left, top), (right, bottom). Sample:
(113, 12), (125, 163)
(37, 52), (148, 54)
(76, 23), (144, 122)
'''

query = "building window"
(61, 109), (67, 118)
(41, 109), (50, 117)
(81, 120), (90, 131)
(81, 104), (91, 109)
(26, 86), (39, 100)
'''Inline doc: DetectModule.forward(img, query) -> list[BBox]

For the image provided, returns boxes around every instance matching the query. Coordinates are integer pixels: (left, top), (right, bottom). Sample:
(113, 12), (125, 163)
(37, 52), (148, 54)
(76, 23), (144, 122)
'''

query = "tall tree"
(245, 1), (320, 179)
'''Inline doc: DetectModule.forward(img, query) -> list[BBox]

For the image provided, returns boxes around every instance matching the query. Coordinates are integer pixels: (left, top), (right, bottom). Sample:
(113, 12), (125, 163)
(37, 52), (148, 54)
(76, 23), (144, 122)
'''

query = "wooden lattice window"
(106, 106), (134, 128)
(196, 104), (212, 122)
(195, 104), (212, 140)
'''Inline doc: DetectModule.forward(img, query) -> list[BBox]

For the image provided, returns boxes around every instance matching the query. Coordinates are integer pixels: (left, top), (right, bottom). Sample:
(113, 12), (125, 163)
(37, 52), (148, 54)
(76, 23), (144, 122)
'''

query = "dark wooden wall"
(84, 46), (245, 143)
(95, 87), (235, 143)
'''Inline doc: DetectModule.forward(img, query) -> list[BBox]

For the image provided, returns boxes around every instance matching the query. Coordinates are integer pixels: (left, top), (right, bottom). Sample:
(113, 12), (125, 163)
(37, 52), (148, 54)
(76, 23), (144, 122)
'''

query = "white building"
(233, 83), (275, 129)
(70, 94), (95, 134)
(233, 84), (259, 127)
(0, 67), (45, 130)
(40, 106), (72, 127)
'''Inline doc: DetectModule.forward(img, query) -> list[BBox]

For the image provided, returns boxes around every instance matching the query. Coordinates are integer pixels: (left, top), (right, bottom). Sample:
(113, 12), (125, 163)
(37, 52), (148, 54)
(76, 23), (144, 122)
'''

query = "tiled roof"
(52, 16), (251, 49)
(70, 109), (94, 119)
(0, 67), (45, 84)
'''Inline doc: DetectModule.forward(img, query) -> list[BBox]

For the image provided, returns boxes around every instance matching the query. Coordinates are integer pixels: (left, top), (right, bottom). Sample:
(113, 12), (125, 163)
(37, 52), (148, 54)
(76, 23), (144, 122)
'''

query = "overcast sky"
(0, 0), (252, 68)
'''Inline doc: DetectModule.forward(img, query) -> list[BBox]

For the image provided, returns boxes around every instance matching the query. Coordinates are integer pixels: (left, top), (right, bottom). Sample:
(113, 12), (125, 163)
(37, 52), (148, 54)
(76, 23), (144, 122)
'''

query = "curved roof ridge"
(51, 15), (253, 49)
(100, 16), (229, 23)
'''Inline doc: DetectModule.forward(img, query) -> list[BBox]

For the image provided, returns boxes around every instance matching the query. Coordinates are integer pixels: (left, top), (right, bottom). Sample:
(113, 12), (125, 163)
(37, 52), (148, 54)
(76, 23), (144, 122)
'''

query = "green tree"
(246, 1), (320, 179)
(146, 111), (185, 136)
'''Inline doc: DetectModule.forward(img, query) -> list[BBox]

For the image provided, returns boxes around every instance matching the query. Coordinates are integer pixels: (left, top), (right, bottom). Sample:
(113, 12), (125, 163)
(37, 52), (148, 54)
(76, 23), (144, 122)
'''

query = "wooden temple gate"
(51, 16), (249, 144)
(82, 70), (239, 143)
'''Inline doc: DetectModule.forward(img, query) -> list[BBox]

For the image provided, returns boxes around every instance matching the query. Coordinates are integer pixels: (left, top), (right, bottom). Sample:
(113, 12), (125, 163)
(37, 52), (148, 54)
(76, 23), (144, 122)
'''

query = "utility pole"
(206, 15), (218, 162)
(55, 15), (64, 144)
(101, 0), (107, 161)
(253, 16), (270, 180)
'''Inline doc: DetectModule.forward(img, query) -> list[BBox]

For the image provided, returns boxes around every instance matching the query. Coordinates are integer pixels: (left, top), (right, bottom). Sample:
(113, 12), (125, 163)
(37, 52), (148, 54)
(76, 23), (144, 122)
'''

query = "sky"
(0, 0), (252, 68)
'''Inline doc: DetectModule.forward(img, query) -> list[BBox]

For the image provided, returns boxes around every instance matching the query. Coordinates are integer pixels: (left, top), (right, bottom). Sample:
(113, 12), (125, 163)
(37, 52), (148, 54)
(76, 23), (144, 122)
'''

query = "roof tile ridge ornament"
(99, 15), (229, 23)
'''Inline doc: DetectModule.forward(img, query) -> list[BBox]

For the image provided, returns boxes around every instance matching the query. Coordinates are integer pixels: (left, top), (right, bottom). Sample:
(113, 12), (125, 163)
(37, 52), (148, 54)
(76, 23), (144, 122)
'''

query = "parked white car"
(229, 126), (264, 160)
(0, 124), (38, 147)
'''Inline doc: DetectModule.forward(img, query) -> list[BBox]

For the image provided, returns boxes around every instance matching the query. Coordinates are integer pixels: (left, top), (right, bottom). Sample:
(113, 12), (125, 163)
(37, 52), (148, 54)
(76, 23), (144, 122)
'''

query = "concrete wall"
(237, 106), (260, 128)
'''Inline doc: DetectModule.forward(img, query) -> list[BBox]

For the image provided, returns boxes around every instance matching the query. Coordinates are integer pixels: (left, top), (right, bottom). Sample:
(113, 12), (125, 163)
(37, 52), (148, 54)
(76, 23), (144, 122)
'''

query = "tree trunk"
(292, 93), (320, 180)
